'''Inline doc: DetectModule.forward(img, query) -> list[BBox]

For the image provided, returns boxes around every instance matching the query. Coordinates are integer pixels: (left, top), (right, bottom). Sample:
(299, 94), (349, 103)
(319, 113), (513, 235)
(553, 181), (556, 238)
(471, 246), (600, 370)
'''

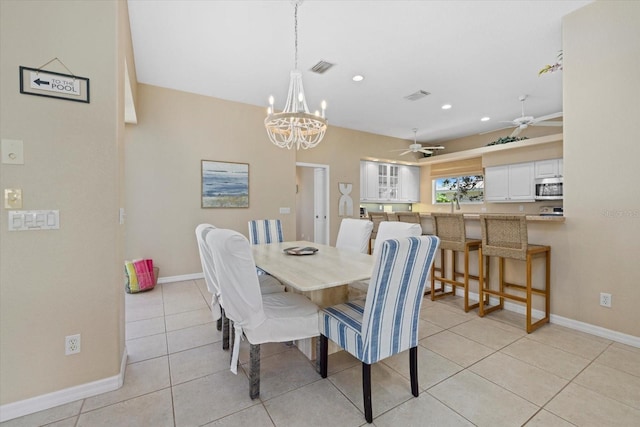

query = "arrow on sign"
(33, 78), (50, 87)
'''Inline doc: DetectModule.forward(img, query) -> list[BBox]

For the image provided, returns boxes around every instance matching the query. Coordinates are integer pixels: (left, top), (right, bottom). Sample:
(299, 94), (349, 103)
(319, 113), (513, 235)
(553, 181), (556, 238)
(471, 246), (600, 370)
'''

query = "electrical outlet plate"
(600, 293), (612, 308)
(65, 334), (81, 355)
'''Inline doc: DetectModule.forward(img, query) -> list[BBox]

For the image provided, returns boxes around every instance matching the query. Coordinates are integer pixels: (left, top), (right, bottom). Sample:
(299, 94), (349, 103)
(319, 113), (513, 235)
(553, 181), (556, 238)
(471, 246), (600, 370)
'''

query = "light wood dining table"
(251, 240), (375, 360)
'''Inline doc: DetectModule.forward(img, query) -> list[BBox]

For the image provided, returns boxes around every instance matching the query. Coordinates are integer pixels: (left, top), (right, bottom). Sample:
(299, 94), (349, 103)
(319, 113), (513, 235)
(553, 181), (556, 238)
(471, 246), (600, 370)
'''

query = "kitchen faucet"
(450, 194), (461, 213)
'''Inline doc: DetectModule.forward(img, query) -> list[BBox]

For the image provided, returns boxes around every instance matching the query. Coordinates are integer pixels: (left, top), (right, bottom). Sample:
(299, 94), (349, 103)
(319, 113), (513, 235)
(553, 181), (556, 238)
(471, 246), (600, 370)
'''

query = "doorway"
(296, 163), (330, 244)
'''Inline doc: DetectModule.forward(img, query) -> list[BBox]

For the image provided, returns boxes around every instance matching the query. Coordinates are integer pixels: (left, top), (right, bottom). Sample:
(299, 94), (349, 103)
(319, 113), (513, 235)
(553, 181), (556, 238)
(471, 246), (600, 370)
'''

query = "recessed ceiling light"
(481, 116), (491, 122)
(352, 75), (364, 82)
(441, 104), (452, 110)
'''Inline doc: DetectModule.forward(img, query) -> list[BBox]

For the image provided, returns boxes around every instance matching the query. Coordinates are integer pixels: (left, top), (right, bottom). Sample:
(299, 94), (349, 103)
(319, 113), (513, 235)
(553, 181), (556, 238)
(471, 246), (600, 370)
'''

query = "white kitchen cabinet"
(360, 161), (379, 201)
(485, 162), (535, 202)
(360, 161), (419, 202)
(535, 158), (563, 178)
(377, 163), (399, 200)
(399, 165), (420, 202)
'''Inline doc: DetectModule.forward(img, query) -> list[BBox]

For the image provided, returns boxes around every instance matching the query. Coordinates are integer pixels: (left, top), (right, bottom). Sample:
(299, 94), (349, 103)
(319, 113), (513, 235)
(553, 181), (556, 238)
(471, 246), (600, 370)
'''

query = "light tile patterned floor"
(3, 279), (639, 426)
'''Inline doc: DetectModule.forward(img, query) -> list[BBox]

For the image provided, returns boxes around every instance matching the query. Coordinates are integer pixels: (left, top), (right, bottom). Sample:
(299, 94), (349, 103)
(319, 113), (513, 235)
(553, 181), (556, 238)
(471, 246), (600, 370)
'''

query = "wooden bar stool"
(367, 212), (388, 254)
(430, 213), (487, 312)
(478, 214), (550, 333)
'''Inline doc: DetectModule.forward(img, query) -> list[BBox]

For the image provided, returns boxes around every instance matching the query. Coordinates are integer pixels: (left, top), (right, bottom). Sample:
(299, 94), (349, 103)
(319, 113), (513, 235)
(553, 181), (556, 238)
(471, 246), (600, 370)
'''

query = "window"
(433, 175), (484, 204)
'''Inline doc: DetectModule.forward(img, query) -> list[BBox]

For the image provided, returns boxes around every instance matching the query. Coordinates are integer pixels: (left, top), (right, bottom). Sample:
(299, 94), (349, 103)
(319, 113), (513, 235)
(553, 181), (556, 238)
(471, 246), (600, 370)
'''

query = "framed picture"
(19, 66), (90, 103)
(201, 160), (249, 208)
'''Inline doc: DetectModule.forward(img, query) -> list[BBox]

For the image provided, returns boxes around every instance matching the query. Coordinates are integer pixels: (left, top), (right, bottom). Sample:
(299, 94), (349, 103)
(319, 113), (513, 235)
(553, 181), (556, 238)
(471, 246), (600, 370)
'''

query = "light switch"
(1, 139), (24, 164)
(4, 189), (22, 209)
(279, 207), (291, 214)
(8, 210), (59, 231)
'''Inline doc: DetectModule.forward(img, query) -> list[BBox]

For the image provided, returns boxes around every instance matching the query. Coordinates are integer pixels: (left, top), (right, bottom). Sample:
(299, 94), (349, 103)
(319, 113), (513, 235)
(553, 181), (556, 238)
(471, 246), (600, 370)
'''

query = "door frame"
(296, 162), (330, 245)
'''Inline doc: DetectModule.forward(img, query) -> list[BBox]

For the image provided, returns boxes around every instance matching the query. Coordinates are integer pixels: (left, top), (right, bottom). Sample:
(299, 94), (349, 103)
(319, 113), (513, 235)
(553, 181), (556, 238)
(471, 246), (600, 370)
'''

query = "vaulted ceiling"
(127, 0), (591, 144)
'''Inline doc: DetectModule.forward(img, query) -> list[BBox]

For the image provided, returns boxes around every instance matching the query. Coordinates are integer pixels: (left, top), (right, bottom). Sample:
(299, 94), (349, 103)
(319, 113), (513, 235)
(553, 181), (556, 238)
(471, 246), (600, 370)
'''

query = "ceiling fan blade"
(510, 126), (523, 137)
(533, 121), (563, 127)
(480, 125), (514, 135)
(422, 146), (445, 150)
(532, 112), (563, 123)
(399, 150), (412, 156)
(418, 149), (433, 155)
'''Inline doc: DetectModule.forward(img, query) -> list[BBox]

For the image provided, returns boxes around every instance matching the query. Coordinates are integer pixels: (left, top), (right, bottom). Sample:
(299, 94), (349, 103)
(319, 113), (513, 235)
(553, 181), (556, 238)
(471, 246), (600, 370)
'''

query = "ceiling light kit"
(483, 95), (563, 137)
(441, 104), (452, 110)
(264, 0), (327, 150)
(352, 75), (364, 82)
(392, 128), (445, 156)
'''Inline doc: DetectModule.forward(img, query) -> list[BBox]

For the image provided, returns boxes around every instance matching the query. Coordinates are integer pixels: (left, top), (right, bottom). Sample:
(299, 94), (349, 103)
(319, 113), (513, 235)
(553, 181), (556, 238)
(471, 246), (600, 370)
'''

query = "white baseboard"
(448, 287), (639, 348)
(156, 272), (203, 284)
(0, 347), (128, 422)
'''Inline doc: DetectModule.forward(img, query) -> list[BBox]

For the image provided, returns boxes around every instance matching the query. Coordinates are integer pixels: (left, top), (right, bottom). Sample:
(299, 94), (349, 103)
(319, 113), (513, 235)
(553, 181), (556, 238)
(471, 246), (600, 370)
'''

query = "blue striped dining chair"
(319, 235), (440, 423)
(248, 219), (284, 245)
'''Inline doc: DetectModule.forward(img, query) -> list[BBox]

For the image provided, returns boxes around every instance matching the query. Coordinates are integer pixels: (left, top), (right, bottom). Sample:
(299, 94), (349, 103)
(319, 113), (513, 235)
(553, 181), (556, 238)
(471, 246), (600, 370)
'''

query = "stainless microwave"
(535, 177), (563, 200)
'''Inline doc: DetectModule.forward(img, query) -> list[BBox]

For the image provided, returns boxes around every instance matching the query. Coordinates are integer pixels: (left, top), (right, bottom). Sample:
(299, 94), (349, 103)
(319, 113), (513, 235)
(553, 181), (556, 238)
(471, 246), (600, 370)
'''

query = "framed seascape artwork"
(201, 160), (249, 208)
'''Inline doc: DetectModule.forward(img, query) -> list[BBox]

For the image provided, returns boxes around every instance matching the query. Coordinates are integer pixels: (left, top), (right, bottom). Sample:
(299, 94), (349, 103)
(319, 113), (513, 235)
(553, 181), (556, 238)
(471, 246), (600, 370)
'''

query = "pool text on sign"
(30, 71), (81, 96)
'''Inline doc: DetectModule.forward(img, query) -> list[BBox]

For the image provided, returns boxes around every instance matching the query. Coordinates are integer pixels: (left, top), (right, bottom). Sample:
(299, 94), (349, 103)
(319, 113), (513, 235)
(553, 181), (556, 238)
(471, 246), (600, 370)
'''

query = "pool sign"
(20, 66), (90, 103)
(30, 71), (81, 96)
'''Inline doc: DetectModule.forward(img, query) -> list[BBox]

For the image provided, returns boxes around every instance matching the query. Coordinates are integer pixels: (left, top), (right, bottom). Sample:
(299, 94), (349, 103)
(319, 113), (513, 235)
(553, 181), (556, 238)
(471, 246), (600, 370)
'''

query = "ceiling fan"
(393, 129), (445, 156)
(486, 95), (563, 137)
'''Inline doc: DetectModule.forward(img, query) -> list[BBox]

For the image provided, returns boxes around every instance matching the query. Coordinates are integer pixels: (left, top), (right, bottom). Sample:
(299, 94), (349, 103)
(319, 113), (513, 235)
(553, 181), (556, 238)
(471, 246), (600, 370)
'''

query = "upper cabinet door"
(485, 162), (534, 202)
(484, 165), (510, 201)
(535, 158), (562, 178)
(399, 165), (420, 202)
(508, 162), (535, 200)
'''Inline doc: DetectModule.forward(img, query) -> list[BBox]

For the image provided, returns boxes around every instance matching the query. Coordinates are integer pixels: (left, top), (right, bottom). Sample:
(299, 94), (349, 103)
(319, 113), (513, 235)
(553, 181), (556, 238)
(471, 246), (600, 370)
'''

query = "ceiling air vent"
(404, 90), (431, 101)
(310, 60), (335, 74)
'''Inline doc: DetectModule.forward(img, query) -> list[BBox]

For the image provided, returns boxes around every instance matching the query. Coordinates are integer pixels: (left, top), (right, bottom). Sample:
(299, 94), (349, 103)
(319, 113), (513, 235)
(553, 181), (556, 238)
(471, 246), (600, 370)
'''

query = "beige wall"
(561, 1), (640, 336)
(125, 84), (411, 277)
(125, 84), (296, 276)
(0, 0), (125, 405)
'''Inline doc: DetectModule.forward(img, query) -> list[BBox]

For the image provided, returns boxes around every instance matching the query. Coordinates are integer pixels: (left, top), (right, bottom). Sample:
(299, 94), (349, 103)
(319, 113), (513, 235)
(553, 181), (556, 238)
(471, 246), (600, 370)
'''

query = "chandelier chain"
(294, 2), (298, 70)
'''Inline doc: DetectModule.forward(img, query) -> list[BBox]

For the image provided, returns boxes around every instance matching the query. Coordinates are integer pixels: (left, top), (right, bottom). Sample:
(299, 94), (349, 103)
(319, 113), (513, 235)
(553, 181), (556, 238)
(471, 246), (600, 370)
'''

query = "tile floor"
(3, 279), (639, 427)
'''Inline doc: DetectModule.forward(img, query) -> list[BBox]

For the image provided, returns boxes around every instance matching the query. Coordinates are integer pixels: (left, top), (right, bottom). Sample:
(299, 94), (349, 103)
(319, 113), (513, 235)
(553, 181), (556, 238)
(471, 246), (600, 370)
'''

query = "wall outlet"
(599, 293), (612, 308)
(65, 334), (81, 355)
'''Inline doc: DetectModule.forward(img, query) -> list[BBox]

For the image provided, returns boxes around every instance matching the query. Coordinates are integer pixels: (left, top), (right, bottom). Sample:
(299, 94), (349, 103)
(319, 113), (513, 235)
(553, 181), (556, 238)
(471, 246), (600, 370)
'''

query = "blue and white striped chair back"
(361, 236), (439, 364)
(248, 219), (284, 245)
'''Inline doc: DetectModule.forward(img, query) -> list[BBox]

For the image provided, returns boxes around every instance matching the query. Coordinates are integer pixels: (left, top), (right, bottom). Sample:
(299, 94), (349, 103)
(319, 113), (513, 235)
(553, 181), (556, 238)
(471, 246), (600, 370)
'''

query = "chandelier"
(264, 0), (327, 150)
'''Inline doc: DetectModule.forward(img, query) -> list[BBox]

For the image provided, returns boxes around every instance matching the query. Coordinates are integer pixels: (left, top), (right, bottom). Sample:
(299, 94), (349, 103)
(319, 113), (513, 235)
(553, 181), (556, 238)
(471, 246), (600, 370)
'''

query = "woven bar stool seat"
(430, 213), (487, 312)
(367, 212), (388, 254)
(478, 214), (550, 333)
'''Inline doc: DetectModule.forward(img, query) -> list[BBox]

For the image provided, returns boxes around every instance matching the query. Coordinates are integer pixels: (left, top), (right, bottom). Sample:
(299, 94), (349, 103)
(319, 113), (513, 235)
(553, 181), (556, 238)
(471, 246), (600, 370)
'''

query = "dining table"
(251, 240), (375, 361)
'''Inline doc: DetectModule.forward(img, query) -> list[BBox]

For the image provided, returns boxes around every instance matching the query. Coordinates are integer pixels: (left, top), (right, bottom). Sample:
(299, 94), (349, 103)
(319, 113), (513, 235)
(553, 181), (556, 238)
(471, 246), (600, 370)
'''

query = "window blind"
(429, 157), (483, 179)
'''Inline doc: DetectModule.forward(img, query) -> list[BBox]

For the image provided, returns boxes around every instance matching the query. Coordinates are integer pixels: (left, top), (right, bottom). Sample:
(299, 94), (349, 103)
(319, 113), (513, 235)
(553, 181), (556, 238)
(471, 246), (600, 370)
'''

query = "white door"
(313, 167), (328, 245)
(296, 162), (330, 245)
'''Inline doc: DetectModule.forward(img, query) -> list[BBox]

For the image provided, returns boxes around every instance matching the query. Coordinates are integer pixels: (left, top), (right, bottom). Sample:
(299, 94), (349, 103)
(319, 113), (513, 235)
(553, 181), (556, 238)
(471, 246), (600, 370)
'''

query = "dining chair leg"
(249, 344), (260, 399)
(362, 362), (373, 423)
(319, 335), (328, 378)
(409, 346), (419, 397)
(222, 312), (230, 350)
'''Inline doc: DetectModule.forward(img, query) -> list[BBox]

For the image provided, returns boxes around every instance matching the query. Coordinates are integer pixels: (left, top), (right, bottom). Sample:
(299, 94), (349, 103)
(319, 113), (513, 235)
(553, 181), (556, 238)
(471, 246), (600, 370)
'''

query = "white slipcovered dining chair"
(335, 218), (374, 254)
(319, 236), (440, 423)
(195, 224), (285, 350)
(206, 228), (320, 399)
(248, 219), (284, 245)
(348, 221), (423, 300)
